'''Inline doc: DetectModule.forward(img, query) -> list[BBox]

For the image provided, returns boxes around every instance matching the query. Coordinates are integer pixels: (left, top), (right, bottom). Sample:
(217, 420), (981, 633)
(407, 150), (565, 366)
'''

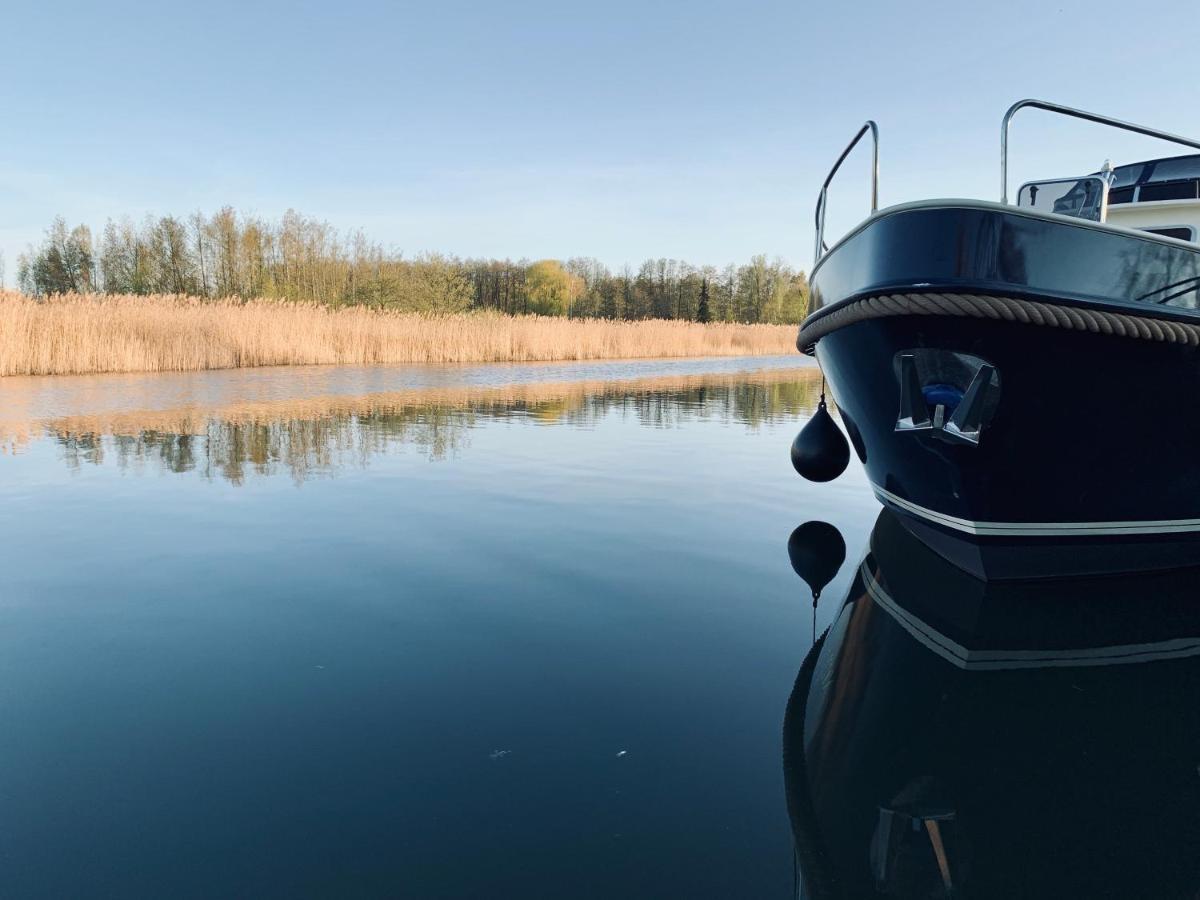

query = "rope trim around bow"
(797, 291), (1200, 354)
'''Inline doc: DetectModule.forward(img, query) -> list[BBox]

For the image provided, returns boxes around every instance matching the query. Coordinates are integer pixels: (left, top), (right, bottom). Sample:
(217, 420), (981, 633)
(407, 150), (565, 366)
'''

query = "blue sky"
(2, 0), (1198, 281)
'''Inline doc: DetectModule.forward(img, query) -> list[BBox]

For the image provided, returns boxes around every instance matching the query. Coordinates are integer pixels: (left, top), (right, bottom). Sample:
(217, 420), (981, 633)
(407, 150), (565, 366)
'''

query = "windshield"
(1017, 176), (1106, 221)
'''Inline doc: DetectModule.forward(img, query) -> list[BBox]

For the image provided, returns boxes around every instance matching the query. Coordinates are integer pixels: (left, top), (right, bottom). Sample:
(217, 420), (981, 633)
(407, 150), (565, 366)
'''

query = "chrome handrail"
(1001, 99), (1200, 204)
(814, 121), (879, 265)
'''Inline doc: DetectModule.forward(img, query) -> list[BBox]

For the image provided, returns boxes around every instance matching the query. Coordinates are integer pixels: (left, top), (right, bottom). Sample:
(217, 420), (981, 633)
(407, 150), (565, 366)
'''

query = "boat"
(793, 99), (1200, 579)
(783, 510), (1200, 898)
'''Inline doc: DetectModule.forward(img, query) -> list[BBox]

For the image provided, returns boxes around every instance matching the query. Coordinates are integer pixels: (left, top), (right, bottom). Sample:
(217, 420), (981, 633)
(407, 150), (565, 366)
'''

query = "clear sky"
(2, 0), (1198, 281)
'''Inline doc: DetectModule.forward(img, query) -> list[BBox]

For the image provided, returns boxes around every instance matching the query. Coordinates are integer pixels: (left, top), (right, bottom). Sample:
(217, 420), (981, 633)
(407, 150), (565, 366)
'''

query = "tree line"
(15, 209), (809, 323)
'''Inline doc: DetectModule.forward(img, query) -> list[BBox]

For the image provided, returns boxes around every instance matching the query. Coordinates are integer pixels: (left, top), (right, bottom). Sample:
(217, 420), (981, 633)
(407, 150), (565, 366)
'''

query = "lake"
(0, 355), (878, 898)
(3, 355), (1194, 899)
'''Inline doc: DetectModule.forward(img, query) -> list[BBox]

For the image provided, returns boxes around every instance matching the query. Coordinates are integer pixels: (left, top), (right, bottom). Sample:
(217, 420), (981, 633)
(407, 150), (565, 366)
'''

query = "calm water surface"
(0, 356), (878, 898)
(4, 356), (1192, 898)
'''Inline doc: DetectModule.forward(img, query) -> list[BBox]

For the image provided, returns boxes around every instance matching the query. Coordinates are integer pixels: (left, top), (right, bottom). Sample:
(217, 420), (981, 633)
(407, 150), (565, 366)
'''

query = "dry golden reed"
(0, 292), (800, 377)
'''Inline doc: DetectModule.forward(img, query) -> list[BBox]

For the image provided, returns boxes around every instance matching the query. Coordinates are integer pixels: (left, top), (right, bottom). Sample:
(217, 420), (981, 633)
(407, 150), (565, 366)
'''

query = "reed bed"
(0, 292), (800, 377)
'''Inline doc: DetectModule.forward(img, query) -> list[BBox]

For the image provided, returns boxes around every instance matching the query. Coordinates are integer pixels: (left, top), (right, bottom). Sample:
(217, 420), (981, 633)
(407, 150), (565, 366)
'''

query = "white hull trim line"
(873, 484), (1200, 537)
(862, 563), (1200, 670)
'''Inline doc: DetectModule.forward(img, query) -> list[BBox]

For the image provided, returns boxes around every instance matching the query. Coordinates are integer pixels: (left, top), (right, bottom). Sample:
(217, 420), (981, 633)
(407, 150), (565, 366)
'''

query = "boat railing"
(813, 102), (1200, 268)
(814, 120), (878, 265)
(1001, 99), (1200, 205)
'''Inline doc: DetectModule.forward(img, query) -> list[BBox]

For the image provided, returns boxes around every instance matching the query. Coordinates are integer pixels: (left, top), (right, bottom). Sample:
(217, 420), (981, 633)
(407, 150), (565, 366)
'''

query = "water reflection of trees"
(42, 370), (820, 484)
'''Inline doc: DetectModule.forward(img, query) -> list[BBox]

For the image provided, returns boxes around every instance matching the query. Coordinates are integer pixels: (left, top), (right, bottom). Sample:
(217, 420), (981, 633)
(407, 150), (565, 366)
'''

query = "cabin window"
(1141, 226), (1197, 242)
(1107, 186), (1135, 205)
(1137, 180), (1200, 202)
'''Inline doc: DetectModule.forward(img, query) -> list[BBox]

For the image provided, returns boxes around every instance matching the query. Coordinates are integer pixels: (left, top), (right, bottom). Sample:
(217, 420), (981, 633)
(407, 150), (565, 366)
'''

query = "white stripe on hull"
(873, 484), (1200, 538)
(862, 563), (1200, 670)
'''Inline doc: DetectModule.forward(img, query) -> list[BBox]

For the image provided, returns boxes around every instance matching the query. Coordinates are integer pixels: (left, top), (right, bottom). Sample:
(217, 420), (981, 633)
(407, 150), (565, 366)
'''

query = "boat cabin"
(1018, 154), (1200, 242)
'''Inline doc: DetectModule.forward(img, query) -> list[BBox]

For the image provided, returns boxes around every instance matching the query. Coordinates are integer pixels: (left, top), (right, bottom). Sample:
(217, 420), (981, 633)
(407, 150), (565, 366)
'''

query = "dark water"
(0, 357), (879, 898)
(3, 356), (1195, 899)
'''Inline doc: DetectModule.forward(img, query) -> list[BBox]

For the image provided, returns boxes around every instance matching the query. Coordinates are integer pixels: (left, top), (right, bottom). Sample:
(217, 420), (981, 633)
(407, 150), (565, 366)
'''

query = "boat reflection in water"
(784, 510), (1200, 899)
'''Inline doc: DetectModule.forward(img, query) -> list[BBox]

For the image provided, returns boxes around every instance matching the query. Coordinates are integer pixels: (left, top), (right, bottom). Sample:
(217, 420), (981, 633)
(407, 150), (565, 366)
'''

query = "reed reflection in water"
(14, 367), (821, 484)
(0, 357), (883, 898)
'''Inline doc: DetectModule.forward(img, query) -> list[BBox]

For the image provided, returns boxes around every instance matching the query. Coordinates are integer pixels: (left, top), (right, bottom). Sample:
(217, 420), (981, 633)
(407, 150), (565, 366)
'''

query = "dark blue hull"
(804, 201), (1200, 579)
